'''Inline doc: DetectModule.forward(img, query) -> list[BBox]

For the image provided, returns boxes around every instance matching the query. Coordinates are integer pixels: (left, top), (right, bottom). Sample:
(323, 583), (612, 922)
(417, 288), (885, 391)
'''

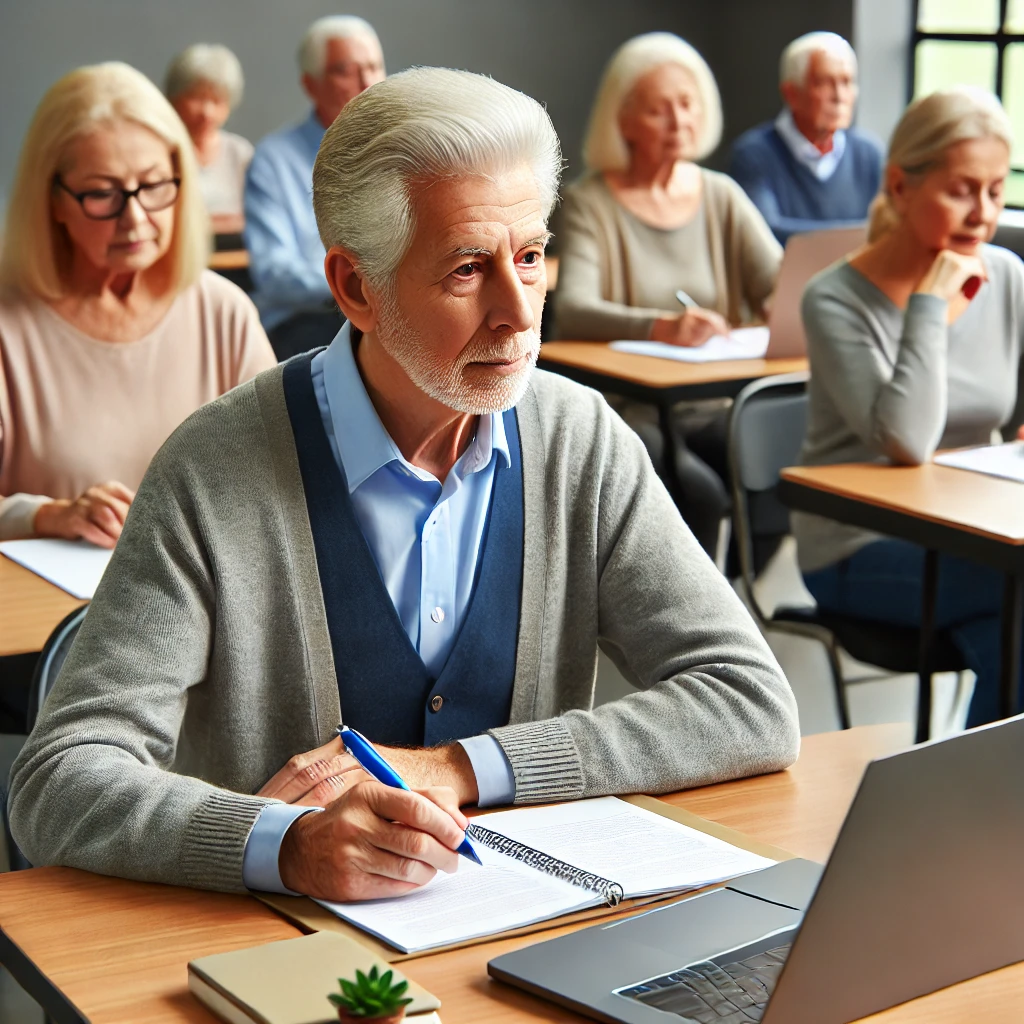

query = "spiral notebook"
(315, 797), (776, 954)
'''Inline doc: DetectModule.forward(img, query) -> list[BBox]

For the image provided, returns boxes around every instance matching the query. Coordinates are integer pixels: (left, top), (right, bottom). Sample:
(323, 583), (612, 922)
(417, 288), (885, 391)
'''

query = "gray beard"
(374, 295), (539, 415)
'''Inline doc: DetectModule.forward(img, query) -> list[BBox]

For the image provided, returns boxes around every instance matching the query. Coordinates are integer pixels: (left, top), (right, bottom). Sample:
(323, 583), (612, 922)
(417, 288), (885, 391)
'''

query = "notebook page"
(0, 538), (111, 599)
(317, 839), (600, 953)
(934, 442), (1024, 484)
(477, 797), (775, 897)
(610, 326), (770, 364)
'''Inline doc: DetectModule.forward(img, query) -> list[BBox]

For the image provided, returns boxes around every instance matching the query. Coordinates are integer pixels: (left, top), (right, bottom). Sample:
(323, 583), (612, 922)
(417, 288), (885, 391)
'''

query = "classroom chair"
(1, 605), (88, 872)
(727, 373), (966, 739)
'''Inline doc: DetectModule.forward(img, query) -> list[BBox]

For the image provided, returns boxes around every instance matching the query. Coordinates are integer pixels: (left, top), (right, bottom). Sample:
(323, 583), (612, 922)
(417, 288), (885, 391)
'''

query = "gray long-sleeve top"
(793, 245), (1024, 573)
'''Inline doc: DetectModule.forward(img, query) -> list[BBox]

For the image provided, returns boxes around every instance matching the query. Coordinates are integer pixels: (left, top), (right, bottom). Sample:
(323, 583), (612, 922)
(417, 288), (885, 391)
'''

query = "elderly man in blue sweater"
(729, 32), (882, 244)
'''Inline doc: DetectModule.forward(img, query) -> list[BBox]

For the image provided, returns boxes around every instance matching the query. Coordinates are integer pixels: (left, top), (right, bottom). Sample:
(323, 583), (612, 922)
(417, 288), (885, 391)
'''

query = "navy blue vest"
(282, 353), (523, 747)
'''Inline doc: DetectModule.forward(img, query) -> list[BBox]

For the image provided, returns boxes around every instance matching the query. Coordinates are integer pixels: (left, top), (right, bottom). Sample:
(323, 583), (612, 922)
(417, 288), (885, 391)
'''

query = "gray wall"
(854, 0), (914, 148)
(1, 0), (867, 210)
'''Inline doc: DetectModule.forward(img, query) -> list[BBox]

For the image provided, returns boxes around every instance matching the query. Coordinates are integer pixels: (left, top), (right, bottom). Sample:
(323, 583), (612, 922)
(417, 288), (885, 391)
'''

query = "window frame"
(910, 0), (1023, 204)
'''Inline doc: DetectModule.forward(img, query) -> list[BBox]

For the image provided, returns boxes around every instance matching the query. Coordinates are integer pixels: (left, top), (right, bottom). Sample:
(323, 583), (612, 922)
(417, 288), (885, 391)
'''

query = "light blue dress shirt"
(243, 111), (334, 330)
(774, 109), (847, 182)
(242, 324), (517, 892)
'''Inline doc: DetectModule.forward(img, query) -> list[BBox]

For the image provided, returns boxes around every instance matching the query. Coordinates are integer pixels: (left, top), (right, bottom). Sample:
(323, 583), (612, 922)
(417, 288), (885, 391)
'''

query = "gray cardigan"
(9, 363), (799, 893)
(794, 246), (1024, 573)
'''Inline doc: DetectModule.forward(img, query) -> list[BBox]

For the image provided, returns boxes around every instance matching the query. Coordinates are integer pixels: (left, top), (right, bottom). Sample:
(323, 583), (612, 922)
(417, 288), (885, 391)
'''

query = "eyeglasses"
(54, 175), (181, 220)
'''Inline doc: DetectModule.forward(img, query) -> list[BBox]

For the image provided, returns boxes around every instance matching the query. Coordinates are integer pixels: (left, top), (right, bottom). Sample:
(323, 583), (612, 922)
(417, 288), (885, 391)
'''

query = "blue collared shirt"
(241, 324), (517, 893)
(244, 111), (333, 330)
(774, 109), (847, 182)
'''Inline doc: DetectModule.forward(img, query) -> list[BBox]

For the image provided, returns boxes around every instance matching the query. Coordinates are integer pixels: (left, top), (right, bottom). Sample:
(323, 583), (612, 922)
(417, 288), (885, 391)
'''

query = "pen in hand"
(675, 288), (698, 309)
(338, 725), (483, 865)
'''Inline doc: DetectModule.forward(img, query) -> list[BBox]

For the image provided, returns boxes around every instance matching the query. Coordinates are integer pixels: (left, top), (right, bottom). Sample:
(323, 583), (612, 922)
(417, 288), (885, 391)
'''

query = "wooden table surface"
(207, 249), (249, 271)
(539, 340), (807, 393)
(10, 724), (1022, 1024)
(0, 555), (85, 659)
(781, 461), (1024, 546)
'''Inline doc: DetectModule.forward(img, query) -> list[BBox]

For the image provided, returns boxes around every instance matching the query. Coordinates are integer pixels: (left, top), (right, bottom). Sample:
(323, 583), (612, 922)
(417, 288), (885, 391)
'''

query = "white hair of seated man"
(312, 66), (561, 292)
(779, 31), (857, 87)
(164, 43), (245, 109)
(298, 15), (383, 78)
(582, 32), (723, 172)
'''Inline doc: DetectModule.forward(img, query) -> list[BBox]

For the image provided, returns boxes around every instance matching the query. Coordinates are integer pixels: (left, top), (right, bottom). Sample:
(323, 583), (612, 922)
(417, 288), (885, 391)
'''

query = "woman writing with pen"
(552, 33), (781, 555)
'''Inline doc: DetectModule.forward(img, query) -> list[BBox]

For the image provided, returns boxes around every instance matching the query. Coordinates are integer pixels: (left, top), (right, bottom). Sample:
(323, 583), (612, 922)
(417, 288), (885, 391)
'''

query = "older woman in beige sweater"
(555, 34), (781, 556)
(0, 62), (275, 546)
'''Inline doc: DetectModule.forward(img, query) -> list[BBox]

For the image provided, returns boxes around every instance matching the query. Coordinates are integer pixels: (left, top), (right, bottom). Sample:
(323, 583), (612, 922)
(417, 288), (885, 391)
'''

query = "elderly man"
(729, 32), (882, 244)
(244, 15), (384, 360)
(9, 68), (799, 903)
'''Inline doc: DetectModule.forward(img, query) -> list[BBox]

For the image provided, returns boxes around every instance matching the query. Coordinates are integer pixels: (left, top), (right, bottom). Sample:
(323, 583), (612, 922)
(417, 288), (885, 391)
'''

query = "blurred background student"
(0, 62), (274, 548)
(555, 32), (780, 556)
(166, 43), (253, 236)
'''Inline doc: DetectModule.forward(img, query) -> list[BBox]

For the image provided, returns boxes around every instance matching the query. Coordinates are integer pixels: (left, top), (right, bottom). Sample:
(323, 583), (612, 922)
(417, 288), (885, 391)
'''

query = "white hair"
(780, 32), (857, 87)
(298, 15), (382, 78)
(313, 66), (562, 289)
(582, 32), (723, 172)
(165, 44), (245, 108)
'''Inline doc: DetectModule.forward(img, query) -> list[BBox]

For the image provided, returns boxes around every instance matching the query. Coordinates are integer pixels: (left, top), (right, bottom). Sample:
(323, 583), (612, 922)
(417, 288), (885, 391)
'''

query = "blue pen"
(338, 725), (482, 865)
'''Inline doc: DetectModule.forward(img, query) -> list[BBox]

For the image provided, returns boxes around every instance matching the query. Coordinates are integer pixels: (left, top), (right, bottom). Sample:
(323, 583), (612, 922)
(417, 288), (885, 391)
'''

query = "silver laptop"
(489, 715), (1024, 1024)
(763, 225), (865, 359)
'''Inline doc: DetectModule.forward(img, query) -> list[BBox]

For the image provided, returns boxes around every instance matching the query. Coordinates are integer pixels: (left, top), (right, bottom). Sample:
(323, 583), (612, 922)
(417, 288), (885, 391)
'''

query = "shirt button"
(431, 606), (445, 623)
(430, 694), (444, 712)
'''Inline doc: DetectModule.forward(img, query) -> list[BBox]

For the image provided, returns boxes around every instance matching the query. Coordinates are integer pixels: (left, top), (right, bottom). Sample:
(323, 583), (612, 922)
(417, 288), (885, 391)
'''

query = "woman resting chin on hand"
(0, 61), (277, 545)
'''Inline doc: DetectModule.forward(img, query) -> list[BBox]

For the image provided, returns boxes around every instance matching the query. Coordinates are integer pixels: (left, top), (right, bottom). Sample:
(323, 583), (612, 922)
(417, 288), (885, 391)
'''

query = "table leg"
(915, 549), (939, 744)
(1000, 574), (1023, 720)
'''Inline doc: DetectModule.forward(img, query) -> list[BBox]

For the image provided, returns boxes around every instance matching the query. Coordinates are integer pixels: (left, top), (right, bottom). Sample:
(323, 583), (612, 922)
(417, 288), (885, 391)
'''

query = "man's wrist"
(278, 808), (317, 893)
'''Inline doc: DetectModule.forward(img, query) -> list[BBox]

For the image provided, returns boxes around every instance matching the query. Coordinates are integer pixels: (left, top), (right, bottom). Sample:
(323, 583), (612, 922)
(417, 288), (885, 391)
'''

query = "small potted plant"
(327, 965), (414, 1023)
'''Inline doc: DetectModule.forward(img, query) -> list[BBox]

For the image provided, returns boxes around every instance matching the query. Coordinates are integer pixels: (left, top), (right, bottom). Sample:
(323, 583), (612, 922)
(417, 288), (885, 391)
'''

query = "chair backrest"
(727, 373), (809, 619)
(26, 605), (88, 732)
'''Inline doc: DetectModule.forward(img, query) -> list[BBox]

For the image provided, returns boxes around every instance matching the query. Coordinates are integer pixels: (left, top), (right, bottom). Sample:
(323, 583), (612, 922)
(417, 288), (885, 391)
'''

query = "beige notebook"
(188, 931), (442, 1024)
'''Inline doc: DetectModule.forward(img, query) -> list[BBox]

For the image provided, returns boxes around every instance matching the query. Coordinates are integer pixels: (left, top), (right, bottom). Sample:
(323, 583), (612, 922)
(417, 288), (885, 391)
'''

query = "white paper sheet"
(0, 538), (112, 598)
(318, 797), (774, 953)
(611, 326), (770, 363)
(934, 442), (1024, 484)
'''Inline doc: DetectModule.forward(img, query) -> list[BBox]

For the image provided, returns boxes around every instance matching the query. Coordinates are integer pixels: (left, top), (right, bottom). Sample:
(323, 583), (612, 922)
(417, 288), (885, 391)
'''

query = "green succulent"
(327, 965), (414, 1019)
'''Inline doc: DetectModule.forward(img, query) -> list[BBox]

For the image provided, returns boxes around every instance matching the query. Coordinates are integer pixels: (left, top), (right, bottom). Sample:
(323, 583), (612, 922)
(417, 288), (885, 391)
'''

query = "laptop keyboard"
(616, 943), (791, 1022)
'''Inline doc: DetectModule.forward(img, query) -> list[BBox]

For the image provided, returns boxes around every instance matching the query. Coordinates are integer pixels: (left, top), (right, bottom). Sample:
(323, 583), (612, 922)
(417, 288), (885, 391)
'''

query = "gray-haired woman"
(554, 33), (782, 557)
(795, 87), (1024, 728)
(166, 43), (253, 233)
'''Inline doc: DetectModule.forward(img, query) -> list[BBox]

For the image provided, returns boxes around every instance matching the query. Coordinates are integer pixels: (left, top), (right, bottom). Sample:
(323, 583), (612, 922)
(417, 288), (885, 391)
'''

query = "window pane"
(917, 0), (999, 32)
(1004, 46), (1024, 166)
(1006, 0), (1024, 32)
(914, 40), (998, 96)
(1003, 171), (1024, 208)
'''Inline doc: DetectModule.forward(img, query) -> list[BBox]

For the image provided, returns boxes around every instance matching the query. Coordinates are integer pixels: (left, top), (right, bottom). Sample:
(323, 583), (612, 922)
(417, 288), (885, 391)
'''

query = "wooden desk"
(207, 249), (249, 272)
(11, 724), (1021, 1024)
(539, 341), (807, 405)
(0, 556), (85, 659)
(779, 461), (1024, 729)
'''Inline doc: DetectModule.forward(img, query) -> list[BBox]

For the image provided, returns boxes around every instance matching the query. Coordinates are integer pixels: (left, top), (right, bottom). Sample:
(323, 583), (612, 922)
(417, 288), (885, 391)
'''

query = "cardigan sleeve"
(7, 456), (275, 892)
(553, 183), (676, 341)
(489, 391), (800, 801)
(719, 174), (783, 318)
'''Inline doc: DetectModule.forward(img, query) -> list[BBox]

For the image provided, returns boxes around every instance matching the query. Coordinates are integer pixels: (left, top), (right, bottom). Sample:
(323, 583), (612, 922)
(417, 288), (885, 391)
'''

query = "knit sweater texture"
(9, 362), (799, 892)
(729, 123), (882, 244)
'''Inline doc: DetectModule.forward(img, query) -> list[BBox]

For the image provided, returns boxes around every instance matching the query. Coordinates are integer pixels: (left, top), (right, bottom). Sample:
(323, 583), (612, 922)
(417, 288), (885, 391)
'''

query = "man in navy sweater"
(729, 32), (882, 244)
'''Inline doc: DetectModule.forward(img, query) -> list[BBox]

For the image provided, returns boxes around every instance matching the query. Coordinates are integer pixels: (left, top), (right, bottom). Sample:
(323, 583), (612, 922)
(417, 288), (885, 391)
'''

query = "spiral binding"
(466, 823), (625, 907)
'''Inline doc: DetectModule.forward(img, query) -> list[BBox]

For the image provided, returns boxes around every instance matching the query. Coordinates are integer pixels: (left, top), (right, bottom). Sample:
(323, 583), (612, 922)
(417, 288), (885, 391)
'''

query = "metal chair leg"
(825, 638), (852, 731)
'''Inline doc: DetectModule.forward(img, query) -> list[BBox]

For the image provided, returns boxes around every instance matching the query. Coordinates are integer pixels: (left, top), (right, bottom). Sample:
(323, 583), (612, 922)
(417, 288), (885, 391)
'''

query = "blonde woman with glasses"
(0, 62), (275, 546)
(795, 87), (1023, 728)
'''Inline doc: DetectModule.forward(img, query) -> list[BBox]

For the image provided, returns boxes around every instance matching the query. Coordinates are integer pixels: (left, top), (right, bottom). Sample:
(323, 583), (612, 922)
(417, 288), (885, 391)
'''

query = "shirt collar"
(775, 109), (846, 171)
(320, 322), (511, 493)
